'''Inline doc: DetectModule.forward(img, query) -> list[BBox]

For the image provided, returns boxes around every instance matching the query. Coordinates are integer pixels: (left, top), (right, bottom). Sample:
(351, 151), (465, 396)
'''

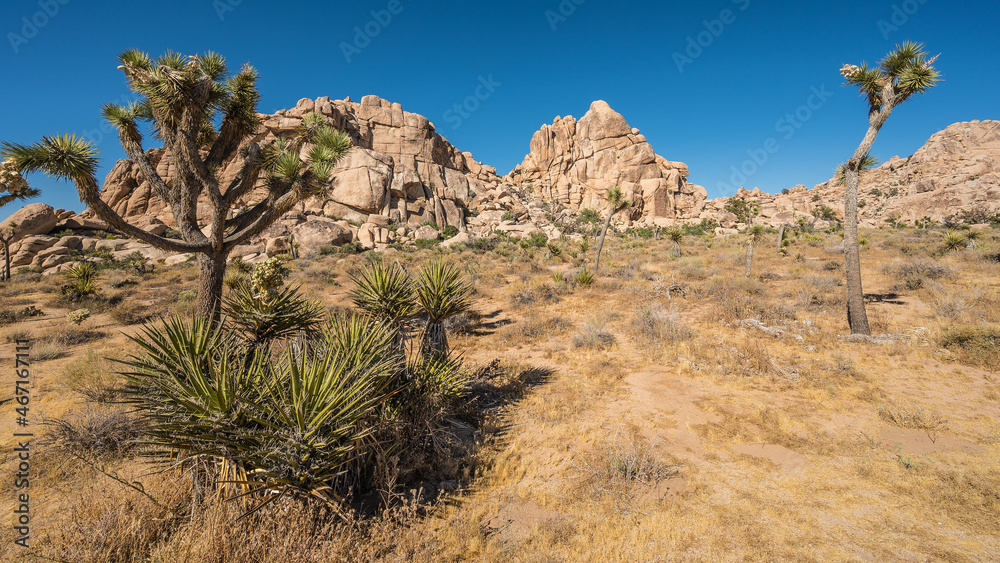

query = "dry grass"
(2, 225), (999, 561)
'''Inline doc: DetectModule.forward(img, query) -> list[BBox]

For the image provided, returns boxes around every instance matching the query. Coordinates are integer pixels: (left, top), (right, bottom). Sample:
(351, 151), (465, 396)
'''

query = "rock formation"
(702, 120), (1000, 228)
(88, 95), (503, 237)
(505, 100), (707, 223)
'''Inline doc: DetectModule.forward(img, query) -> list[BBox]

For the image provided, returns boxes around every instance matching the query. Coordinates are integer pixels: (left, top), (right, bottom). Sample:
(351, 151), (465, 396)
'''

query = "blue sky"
(1, 0), (997, 213)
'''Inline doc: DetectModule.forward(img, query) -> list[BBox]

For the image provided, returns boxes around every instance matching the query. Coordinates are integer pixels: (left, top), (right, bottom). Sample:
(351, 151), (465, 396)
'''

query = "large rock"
(89, 95), (499, 237)
(289, 216), (354, 257)
(0, 203), (59, 244)
(700, 120), (1000, 228)
(505, 101), (707, 221)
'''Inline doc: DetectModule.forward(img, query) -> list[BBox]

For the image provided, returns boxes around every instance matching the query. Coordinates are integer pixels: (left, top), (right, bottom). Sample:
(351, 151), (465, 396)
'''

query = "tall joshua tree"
(744, 223), (767, 278)
(1, 50), (351, 319)
(839, 42), (939, 335)
(593, 185), (630, 273)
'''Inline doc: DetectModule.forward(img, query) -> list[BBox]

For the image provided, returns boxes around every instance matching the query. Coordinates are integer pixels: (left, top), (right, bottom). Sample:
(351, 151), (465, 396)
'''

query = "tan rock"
(0, 203), (59, 244)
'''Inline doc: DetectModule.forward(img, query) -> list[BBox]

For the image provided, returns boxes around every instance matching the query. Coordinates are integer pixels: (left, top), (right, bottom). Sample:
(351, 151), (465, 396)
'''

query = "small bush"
(442, 225), (459, 239)
(178, 289), (198, 302)
(523, 232), (548, 248)
(878, 402), (948, 431)
(579, 209), (601, 225)
(68, 308), (91, 325)
(0, 305), (44, 326)
(631, 304), (691, 344)
(415, 238), (440, 250)
(501, 210), (518, 222)
(110, 301), (154, 326)
(42, 408), (145, 458)
(575, 268), (595, 287)
(572, 318), (616, 349)
(939, 324), (1000, 368)
(882, 259), (952, 290)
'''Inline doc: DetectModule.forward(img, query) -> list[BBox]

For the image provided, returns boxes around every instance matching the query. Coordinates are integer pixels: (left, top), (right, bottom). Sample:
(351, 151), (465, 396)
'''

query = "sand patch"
(731, 443), (809, 472)
(879, 427), (986, 455)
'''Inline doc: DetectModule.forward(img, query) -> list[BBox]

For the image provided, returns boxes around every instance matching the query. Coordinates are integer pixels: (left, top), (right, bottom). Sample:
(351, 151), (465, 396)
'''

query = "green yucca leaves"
(349, 261), (418, 333)
(416, 260), (471, 359)
(836, 153), (881, 184)
(222, 281), (323, 345)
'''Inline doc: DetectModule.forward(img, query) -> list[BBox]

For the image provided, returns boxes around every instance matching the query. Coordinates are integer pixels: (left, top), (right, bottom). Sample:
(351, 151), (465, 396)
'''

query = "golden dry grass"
(1, 225), (999, 561)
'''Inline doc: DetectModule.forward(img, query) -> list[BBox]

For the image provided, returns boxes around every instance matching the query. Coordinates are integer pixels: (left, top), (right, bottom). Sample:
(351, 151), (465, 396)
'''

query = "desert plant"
(117, 314), (399, 507)
(349, 261), (418, 349)
(941, 229), (967, 252)
(65, 262), (97, 297)
(724, 199), (759, 224)
(744, 224), (767, 278)
(2, 50), (351, 322)
(839, 42), (939, 334)
(575, 267), (595, 287)
(593, 186), (630, 273)
(415, 260), (471, 359)
(68, 308), (91, 325)
(665, 227), (684, 257)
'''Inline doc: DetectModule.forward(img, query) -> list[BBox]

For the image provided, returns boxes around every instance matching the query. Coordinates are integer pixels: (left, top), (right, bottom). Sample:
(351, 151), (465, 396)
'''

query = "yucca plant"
(576, 267), (595, 287)
(665, 226), (684, 257)
(117, 313), (399, 510)
(1, 50), (352, 321)
(223, 280), (323, 347)
(942, 229), (967, 252)
(65, 262), (97, 297)
(415, 260), (471, 360)
(839, 42), (940, 335)
(349, 261), (418, 351)
(964, 228), (983, 249)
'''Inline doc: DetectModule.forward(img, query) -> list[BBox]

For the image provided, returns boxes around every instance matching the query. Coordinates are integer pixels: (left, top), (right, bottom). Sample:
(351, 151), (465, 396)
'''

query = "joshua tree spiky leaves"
(1, 50), (351, 320)
(593, 185), (630, 273)
(840, 42), (939, 334)
(665, 226), (684, 257)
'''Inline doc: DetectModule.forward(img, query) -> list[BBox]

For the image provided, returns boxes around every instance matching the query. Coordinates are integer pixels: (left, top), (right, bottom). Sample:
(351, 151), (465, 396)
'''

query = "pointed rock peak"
(587, 100), (616, 115)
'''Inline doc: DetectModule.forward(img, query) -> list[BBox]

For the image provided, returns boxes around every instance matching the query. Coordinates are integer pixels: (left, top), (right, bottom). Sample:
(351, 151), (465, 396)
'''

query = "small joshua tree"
(744, 223), (767, 278)
(839, 42), (939, 334)
(1, 159), (39, 281)
(415, 260), (471, 360)
(2, 50), (351, 320)
(593, 186), (630, 273)
(665, 226), (684, 257)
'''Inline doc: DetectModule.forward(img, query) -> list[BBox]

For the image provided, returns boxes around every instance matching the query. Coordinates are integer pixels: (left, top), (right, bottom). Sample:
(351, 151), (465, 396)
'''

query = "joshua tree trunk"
(777, 224), (786, 255)
(422, 321), (448, 360)
(1, 238), (10, 281)
(594, 210), (614, 273)
(744, 241), (754, 278)
(198, 252), (228, 325)
(844, 108), (891, 335)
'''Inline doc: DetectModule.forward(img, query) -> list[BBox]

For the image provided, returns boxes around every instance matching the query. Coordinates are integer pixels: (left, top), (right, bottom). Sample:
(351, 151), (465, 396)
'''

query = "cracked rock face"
(505, 100), (708, 221)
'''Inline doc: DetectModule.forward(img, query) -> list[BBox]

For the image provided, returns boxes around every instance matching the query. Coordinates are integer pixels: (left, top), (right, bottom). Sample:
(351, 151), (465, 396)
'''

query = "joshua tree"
(350, 261), (418, 352)
(593, 186), (630, 273)
(0, 159), (39, 281)
(744, 223), (767, 278)
(1, 50), (351, 320)
(0, 222), (17, 282)
(839, 42), (939, 334)
(665, 226), (684, 257)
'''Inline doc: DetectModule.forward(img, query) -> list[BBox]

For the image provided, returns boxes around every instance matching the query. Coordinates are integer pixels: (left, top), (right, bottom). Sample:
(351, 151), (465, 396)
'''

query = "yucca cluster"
(118, 257), (473, 512)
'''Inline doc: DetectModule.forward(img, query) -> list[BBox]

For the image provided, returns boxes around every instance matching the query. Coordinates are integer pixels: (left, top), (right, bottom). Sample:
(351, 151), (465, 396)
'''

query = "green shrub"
(523, 232), (548, 248)
(576, 268), (595, 287)
(318, 245), (336, 256)
(415, 238), (440, 250)
(501, 210), (518, 222)
(579, 209), (601, 225)
(442, 225), (459, 239)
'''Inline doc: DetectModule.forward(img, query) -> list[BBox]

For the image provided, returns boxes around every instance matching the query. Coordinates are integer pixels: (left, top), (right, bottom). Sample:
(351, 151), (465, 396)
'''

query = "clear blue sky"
(2, 0), (997, 213)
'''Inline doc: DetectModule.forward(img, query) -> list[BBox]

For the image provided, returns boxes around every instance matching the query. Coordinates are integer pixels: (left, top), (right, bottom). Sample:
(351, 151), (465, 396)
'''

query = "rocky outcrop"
(89, 95), (504, 234)
(505, 101), (707, 222)
(702, 120), (1000, 228)
(0, 203), (62, 244)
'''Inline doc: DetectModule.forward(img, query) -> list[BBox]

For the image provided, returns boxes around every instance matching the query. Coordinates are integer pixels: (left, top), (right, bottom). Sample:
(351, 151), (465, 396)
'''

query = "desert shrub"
(579, 208), (601, 225)
(522, 232), (548, 248)
(445, 309), (482, 335)
(42, 408), (145, 459)
(878, 402), (948, 431)
(509, 280), (561, 309)
(68, 308), (91, 325)
(442, 225), (459, 239)
(0, 305), (43, 326)
(318, 244), (336, 256)
(572, 318), (616, 349)
(577, 429), (679, 494)
(64, 262), (97, 298)
(939, 324), (1000, 368)
(64, 350), (124, 403)
(675, 256), (708, 280)
(941, 229), (967, 252)
(415, 238), (440, 250)
(881, 259), (952, 290)
(110, 301), (155, 326)
(682, 218), (719, 236)
(812, 205), (839, 221)
(575, 268), (595, 287)
(630, 304), (692, 344)
(703, 275), (779, 323)
(177, 289), (197, 302)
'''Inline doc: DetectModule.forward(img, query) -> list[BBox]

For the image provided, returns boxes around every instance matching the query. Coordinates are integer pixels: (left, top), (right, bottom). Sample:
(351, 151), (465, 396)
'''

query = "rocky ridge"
(2, 98), (997, 275)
